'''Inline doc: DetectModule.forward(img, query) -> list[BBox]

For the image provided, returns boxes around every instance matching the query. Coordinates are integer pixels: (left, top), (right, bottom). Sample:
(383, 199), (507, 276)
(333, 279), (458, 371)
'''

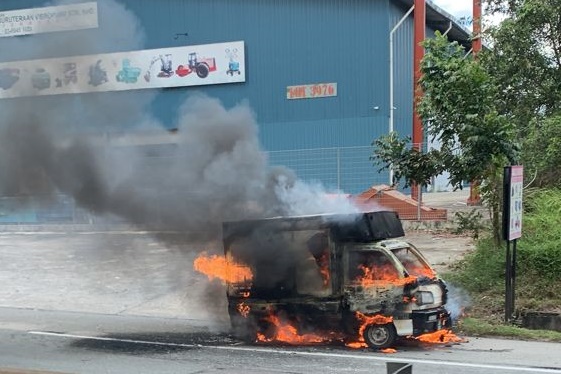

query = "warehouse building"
(0, 0), (470, 222)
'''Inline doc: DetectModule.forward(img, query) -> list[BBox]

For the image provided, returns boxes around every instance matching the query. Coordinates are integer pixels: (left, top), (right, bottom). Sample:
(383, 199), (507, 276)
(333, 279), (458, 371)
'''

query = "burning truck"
(195, 211), (452, 349)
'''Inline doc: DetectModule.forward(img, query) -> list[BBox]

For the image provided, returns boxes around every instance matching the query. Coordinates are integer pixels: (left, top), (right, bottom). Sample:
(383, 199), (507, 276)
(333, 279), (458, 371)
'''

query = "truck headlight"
(416, 291), (434, 305)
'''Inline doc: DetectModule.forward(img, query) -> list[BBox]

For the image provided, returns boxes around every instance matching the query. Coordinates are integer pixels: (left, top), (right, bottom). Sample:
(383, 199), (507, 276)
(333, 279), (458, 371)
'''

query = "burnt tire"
(230, 314), (258, 343)
(196, 63), (209, 78)
(363, 323), (397, 349)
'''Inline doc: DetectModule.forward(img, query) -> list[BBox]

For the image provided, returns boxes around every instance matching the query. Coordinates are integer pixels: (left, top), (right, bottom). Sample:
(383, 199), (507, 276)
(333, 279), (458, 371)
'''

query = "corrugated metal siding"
(120, 0), (392, 150)
(0, 0), (391, 145)
(389, 2), (414, 140)
(0, 1), (38, 11)
(0, 0), (414, 194)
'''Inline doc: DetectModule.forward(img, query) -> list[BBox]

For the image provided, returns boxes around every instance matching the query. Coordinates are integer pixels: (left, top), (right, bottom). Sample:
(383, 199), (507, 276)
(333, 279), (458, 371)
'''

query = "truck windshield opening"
(391, 247), (436, 279)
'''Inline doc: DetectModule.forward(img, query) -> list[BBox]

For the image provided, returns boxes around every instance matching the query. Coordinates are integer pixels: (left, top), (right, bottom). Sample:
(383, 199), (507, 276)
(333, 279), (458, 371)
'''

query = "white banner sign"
(0, 2), (98, 38)
(0, 41), (245, 99)
(508, 165), (523, 241)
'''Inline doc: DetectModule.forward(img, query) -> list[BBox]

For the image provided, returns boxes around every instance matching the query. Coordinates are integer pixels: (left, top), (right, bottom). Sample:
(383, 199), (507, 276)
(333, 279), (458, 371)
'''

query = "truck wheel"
(363, 323), (397, 349)
(230, 314), (257, 343)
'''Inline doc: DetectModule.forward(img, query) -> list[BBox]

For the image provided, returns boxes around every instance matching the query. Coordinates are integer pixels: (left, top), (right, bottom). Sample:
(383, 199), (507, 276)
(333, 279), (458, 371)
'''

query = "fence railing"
(268, 145), (388, 193)
(1, 145), (436, 224)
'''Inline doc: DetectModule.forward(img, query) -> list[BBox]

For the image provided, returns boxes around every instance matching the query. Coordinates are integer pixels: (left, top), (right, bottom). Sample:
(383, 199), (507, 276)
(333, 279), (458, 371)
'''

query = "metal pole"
(512, 239), (517, 320)
(505, 240), (512, 322)
(468, 0), (483, 205)
(411, 0), (425, 201)
(417, 183), (422, 221)
(389, 5), (414, 185)
(442, 21), (452, 36)
(472, 0), (482, 53)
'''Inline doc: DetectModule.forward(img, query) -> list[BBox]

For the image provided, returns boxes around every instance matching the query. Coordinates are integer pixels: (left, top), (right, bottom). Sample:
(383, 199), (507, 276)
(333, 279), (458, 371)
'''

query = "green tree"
(523, 114), (561, 187)
(371, 32), (518, 243)
(482, 0), (561, 186)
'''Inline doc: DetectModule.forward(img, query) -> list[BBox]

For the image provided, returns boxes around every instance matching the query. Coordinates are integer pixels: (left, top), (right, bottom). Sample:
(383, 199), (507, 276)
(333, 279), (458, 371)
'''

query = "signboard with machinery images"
(0, 40), (245, 99)
(503, 165), (523, 241)
(0, 2), (98, 38)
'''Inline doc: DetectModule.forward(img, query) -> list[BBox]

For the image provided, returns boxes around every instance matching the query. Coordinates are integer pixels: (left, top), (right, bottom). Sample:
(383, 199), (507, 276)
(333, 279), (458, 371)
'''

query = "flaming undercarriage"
(227, 275), (452, 348)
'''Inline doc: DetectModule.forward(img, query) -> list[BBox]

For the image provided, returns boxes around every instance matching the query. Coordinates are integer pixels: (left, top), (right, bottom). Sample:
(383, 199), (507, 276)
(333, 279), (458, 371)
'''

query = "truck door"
(343, 249), (411, 314)
(295, 231), (332, 297)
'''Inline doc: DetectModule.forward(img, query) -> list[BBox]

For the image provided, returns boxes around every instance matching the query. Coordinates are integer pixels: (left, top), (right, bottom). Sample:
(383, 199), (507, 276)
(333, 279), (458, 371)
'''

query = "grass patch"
(443, 188), (561, 339)
(458, 318), (561, 342)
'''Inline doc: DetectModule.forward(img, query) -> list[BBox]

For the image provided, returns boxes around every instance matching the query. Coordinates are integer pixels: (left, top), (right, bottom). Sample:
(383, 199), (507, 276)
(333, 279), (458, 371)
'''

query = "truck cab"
(223, 211), (451, 349)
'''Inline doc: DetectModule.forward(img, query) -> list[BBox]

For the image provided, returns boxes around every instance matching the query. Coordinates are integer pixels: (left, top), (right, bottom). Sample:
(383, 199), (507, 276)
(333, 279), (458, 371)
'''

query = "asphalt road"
(0, 229), (560, 374)
(1, 307), (561, 374)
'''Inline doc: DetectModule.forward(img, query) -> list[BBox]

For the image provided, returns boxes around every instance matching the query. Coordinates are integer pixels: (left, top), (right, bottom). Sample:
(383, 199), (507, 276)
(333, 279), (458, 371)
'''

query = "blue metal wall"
(0, 0), (428, 197)
(122, 0), (393, 151)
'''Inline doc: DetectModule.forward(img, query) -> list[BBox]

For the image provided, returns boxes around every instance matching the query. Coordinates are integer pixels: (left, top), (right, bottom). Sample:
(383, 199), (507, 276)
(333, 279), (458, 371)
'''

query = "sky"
(430, 0), (505, 28)
(431, 0), (472, 19)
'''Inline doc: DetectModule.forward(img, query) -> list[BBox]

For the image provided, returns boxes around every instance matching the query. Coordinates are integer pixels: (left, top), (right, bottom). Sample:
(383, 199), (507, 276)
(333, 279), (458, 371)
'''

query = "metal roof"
(394, 0), (473, 48)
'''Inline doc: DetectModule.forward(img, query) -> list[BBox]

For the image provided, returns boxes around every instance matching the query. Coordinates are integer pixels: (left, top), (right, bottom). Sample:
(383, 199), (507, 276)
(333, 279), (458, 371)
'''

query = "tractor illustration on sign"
(88, 60), (108, 87)
(144, 54), (174, 82)
(176, 52), (216, 79)
(0, 68), (20, 90)
(225, 48), (241, 76)
(116, 59), (141, 84)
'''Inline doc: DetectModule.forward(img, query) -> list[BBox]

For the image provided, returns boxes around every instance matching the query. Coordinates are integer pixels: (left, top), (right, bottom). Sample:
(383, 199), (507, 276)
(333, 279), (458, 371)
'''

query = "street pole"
(389, 5), (415, 185)
(468, 0), (483, 205)
(411, 0), (425, 202)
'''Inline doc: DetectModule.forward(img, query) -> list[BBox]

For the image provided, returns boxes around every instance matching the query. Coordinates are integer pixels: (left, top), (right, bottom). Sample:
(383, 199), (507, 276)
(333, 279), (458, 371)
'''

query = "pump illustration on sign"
(115, 59), (141, 84)
(32, 68), (51, 90)
(225, 48), (241, 76)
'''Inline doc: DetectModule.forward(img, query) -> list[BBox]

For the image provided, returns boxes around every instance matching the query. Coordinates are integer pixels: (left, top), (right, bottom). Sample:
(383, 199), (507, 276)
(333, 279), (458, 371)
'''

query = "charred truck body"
(222, 211), (451, 348)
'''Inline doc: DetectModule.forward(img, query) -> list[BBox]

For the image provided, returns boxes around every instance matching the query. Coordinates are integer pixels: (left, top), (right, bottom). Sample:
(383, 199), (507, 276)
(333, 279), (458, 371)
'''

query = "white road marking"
(28, 331), (561, 373)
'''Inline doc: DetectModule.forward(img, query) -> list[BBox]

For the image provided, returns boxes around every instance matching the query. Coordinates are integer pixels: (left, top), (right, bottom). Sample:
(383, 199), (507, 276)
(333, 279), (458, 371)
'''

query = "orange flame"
(345, 312), (394, 349)
(415, 329), (465, 344)
(318, 253), (330, 286)
(257, 313), (330, 345)
(193, 253), (253, 284)
(406, 265), (436, 279)
(237, 302), (250, 318)
(346, 341), (368, 349)
(380, 348), (397, 354)
(356, 264), (417, 287)
(403, 295), (417, 303)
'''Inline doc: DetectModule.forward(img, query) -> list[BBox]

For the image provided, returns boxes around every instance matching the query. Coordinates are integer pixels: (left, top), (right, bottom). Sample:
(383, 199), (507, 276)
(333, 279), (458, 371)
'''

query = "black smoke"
(0, 0), (357, 240)
(0, 0), (358, 321)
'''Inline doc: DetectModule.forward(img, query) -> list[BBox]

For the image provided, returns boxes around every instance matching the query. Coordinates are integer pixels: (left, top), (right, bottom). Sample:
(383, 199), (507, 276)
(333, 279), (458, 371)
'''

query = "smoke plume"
(0, 0), (364, 323)
(0, 0), (357, 241)
(446, 284), (472, 321)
